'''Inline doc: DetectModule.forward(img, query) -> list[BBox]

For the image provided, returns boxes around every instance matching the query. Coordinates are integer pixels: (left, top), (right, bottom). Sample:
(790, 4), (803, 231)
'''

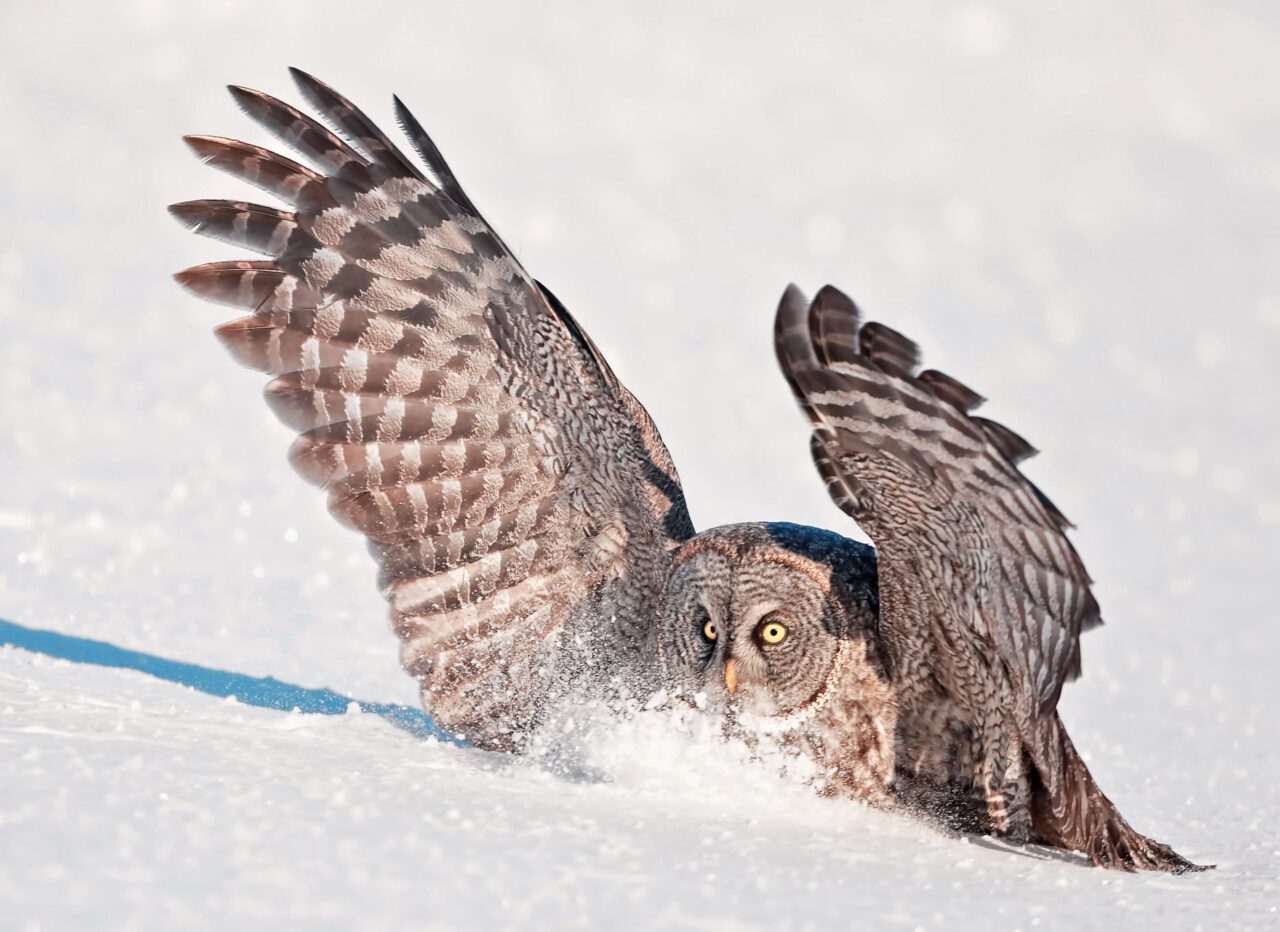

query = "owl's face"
(657, 531), (852, 719)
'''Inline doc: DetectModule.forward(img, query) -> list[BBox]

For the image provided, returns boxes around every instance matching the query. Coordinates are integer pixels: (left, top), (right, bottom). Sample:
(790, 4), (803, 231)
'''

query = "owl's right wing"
(172, 70), (692, 749)
(773, 284), (1100, 721)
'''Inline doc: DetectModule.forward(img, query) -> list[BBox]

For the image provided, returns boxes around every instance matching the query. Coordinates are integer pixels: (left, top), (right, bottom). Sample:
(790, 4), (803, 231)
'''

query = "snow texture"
(2, 1), (1278, 928)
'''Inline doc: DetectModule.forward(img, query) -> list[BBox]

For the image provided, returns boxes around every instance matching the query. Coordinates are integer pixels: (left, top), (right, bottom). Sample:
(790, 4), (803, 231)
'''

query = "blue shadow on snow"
(0, 617), (459, 744)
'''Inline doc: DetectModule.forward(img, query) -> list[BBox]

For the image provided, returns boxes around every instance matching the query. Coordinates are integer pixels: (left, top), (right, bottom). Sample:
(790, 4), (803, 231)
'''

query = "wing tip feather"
(166, 201), (199, 229)
(225, 84), (258, 108)
(788, 283), (1057, 478)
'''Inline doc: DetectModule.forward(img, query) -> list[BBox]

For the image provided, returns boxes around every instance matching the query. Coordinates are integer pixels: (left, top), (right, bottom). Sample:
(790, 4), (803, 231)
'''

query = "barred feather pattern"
(774, 284), (1201, 871)
(173, 69), (692, 749)
(775, 283), (1097, 716)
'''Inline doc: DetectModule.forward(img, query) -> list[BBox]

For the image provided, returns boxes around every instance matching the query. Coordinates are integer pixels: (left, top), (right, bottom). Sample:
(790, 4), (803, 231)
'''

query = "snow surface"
(2, 1), (1279, 928)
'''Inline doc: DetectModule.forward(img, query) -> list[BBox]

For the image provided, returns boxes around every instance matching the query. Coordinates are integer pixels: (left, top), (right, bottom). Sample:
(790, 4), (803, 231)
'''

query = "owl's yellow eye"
(758, 619), (788, 645)
(702, 620), (718, 641)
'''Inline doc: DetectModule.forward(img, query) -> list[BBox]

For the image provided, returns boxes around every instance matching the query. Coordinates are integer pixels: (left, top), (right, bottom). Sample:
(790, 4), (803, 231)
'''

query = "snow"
(2, 1), (1278, 928)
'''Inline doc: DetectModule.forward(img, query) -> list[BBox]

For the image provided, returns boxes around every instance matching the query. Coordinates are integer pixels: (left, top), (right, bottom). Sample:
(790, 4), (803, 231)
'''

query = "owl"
(172, 69), (1203, 873)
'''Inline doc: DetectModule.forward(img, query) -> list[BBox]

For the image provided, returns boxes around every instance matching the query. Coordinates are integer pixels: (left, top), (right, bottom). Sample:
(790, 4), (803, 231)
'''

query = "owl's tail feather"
(1028, 714), (1209, 873)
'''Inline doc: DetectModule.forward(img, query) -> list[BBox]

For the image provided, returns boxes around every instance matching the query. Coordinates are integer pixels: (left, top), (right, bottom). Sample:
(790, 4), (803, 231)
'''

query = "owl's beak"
(724, 659), (738, 695)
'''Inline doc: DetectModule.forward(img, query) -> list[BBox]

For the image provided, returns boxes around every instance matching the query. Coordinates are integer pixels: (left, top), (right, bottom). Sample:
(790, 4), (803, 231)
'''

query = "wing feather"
(175, 72), (692, 748)
(775, 284), (1100, 717)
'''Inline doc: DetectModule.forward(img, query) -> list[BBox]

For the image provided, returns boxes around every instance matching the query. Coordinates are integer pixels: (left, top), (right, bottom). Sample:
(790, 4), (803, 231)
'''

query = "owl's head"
(656, 522), (880, 722)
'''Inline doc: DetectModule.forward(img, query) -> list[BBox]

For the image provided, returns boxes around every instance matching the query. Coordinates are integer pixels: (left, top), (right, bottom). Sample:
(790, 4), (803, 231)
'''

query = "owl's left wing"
(774, 284), (1100, 719)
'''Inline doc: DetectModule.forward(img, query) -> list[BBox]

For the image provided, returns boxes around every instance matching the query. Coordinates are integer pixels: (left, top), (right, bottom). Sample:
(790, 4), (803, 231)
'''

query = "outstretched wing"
(774, 284), (1099, 718)
(172, 69), (692, 749)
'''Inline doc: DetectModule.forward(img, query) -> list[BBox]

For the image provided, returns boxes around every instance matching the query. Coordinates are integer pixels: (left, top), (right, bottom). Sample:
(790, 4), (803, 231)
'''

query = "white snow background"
(2, 2), (1278, 929)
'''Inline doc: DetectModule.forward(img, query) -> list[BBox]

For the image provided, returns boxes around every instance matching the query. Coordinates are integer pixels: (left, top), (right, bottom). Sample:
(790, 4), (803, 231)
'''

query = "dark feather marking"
(918, 369), (986, 413)
(972, 416), (1038, 465)
(857, 321), (920, 379)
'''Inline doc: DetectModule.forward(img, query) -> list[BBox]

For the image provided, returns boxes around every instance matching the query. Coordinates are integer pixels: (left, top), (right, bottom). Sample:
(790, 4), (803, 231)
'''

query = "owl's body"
(173, 70), (1204, 873)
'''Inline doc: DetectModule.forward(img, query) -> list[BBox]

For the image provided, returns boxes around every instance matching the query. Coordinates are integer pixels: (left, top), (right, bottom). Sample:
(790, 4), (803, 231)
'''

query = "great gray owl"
(171, 69), (1203, 873)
